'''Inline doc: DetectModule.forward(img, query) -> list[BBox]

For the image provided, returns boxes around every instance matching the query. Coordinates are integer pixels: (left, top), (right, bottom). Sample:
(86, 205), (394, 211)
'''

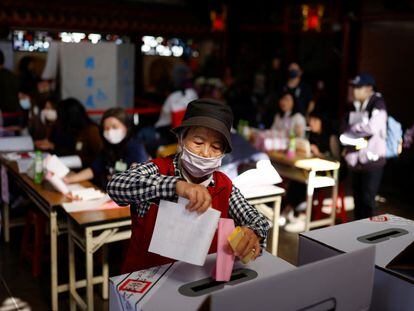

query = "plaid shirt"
(107, 154), (270, 249)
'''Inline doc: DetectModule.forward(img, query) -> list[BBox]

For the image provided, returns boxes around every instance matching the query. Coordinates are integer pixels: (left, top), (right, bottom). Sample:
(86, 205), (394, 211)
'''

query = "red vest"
(121, 156), (232, 274)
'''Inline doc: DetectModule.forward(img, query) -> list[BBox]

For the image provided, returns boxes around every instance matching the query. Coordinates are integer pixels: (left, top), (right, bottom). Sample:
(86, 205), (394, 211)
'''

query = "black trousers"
(351, 168), (383, 220)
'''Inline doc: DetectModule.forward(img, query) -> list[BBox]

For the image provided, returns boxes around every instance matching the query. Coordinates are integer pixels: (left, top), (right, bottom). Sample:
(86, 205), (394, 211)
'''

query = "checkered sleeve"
(228, 185), (271, 251)
(106, 161), (180, 217)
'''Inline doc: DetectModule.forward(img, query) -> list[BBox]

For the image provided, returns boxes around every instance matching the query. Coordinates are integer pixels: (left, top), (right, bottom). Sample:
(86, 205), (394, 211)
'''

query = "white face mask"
(40, 109), (57, 123)
(180, 146), (223, 178)
(19, 98), (31, 110)
(103, 128), (126, 145)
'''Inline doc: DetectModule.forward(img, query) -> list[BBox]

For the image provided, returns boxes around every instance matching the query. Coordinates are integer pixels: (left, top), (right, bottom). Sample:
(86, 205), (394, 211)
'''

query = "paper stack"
(232, 159), (282, 199)
(340, 132), (368, 149)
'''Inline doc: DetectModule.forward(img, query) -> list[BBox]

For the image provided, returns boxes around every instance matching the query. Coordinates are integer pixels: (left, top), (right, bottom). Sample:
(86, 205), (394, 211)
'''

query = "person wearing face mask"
(282, 62), (313, 116)
(36, 98), (103, 167)
(107, 99), (270, 273)
(64, 107), (148, 189)
(30, 96), (58, 141)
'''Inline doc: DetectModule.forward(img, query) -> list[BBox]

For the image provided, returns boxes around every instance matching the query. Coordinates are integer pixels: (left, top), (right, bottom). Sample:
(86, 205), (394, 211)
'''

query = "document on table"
(62, 194), (118, 213)
(233, 159), (282, 188)
(45, 154), (70, 178)
(148, 198), (221, 266)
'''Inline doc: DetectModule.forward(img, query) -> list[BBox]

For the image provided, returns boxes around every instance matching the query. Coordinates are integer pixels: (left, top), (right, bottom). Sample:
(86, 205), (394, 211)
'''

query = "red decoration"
(302, 4), (324, 32)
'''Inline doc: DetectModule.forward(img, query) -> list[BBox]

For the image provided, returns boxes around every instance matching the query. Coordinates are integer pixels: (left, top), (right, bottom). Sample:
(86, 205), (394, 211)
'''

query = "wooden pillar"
(338, 19), (350, 118)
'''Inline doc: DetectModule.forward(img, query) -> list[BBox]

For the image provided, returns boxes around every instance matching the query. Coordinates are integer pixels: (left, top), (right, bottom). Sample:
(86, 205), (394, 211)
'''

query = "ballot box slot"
(357, 228), (409, 244)
(178, 268), (258, 297)
(191, 272), (247, 292)
(367, 231), (400, 241)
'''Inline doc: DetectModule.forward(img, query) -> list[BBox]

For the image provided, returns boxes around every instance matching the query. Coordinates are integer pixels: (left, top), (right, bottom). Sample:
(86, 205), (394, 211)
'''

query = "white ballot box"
(298, 214), (414, 311)
(109, 252), (294, 311)
(110, 247), (376, 311)
(206, 247), (375, 311)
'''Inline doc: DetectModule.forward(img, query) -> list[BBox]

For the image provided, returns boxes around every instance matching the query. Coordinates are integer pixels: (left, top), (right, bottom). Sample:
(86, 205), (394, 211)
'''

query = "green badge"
(115, 160), (127, 172)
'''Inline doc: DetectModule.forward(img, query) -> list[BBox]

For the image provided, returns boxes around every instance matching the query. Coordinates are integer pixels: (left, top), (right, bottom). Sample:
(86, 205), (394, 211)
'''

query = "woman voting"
(107, 99), (270, 273)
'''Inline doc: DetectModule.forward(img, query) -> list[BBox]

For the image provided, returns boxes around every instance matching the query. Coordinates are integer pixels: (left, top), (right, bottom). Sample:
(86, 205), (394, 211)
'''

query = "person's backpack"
(386, 116), (403, 158)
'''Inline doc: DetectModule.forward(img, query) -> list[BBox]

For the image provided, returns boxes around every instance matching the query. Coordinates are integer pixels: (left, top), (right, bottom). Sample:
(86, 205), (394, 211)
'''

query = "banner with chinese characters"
(60, 42), (135, 109)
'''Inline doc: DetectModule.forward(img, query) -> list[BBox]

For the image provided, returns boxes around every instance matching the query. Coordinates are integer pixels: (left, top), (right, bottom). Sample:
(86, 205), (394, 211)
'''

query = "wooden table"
(0, 157), (131, 310)
(67, 206), (131, 311)
(241, 185), (285, 256)
(0, 159), (77, 310)
(268, 151), (340, 231)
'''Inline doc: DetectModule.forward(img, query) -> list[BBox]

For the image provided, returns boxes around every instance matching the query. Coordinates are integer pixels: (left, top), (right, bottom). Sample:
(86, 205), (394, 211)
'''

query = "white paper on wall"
(41, 41), (60, 80)
(60, 42), (135, 110)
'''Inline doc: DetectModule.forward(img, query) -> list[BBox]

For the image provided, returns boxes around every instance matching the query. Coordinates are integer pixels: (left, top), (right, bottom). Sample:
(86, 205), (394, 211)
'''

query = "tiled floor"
(1, 180), (413, 310)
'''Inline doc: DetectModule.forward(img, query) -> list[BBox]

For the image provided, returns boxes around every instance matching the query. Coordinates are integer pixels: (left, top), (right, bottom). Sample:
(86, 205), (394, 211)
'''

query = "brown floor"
(1, 184), (413, 310)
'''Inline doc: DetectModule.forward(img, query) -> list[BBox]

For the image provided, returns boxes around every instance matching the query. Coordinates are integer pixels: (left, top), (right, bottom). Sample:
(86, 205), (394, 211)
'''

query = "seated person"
(308, 110), (340, 160)
(107, 99), (270, 273)
(64, 107), (148, 189)
(29, 95), (57, 141)
(35, 98), (103, 167)
(282, 111), (340, 233)
(270, 92), (306, 138)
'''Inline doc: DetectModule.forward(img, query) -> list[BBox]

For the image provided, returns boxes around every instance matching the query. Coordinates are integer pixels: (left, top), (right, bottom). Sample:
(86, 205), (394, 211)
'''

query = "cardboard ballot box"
(109, 252), (294, 311)
(110, 248), (376, 311)
(298, 214), (414, 311)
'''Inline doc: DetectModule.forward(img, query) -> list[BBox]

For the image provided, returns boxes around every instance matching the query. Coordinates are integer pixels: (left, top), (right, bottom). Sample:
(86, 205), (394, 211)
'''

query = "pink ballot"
(212, 218), (236, 282)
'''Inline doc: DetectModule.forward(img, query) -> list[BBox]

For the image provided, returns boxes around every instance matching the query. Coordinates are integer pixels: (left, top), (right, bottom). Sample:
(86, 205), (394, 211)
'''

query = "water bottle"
(287, 129), (296, 158)
(34, 151), (43, 184)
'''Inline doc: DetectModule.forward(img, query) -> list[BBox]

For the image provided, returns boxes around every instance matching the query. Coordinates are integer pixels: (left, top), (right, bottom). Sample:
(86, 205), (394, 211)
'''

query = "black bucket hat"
(173, 99), (233, 153)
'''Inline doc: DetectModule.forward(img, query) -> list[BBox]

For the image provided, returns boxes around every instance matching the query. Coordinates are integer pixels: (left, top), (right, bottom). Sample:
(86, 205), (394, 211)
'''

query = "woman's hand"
(176, 180), (212, 214)
(233, 227), (261, 260)
(310, 144), (321, 157)
(63, 175), (73, 184)
(64, 192), (80, 201)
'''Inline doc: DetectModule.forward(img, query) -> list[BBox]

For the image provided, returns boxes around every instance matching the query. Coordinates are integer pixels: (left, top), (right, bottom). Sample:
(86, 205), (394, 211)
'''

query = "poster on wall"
(60, 42), (135, 110)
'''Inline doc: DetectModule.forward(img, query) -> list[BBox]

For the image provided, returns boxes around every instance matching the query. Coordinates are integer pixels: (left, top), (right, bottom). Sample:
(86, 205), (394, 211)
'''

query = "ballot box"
(109, 251), (294, 311)
(298, 214), (414, 311)
(110, 247), (376, 311)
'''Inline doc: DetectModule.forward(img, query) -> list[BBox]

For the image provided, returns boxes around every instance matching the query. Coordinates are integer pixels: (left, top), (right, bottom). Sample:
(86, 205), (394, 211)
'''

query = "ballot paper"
(59, 155), (82, 169)
(62, 194), (119, 213)
(148, 198), (220, 266)
(339, 132), (369, 149)
(212, 218), (236, 281)
(45, 155), (70, 178)
(70, 187), (106, 201)
(233, 159), (282, 188)
(45, 172), (70, 194)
